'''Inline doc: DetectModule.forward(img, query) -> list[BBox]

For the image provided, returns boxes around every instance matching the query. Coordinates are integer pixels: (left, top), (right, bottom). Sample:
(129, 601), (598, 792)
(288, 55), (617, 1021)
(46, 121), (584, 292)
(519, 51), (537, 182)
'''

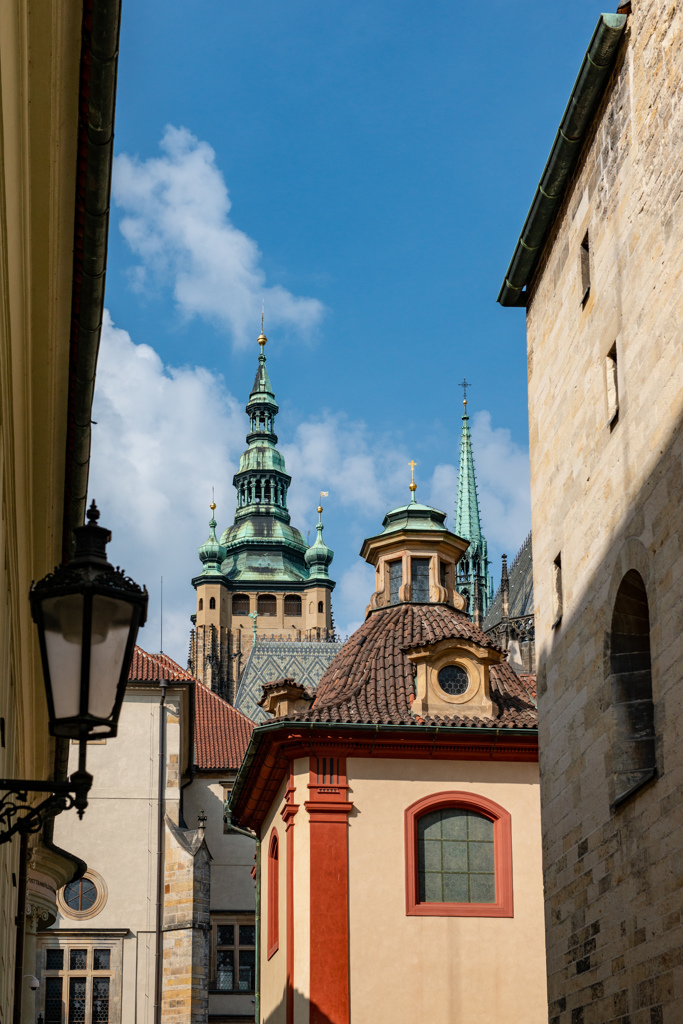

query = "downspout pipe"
(153, 680), (168, 1024)
(497, 13), (627, 307)
(63, 0), (122, 557)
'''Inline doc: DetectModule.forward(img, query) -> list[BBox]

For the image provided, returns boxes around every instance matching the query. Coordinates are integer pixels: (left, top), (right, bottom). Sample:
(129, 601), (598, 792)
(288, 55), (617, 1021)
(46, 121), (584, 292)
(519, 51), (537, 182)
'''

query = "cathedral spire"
(454, 386), (493, 618)
(454, 393), (482, 545)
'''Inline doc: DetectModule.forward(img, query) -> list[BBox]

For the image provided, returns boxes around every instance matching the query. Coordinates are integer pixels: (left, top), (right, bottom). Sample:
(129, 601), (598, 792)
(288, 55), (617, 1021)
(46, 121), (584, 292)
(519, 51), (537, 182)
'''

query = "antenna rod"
(160, 576), (163, 653)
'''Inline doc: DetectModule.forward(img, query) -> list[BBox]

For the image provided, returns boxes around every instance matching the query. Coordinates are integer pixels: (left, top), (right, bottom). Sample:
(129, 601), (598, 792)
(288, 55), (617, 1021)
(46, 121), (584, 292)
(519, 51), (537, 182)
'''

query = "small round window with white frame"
(437, 665), (469, 696)
(58, 869), (108, 920)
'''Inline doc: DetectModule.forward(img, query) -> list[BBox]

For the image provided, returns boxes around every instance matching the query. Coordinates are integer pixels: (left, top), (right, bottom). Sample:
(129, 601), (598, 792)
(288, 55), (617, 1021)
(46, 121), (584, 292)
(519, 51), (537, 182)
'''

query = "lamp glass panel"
(42, 595), (84, 720)
(88, 595), (134, 721)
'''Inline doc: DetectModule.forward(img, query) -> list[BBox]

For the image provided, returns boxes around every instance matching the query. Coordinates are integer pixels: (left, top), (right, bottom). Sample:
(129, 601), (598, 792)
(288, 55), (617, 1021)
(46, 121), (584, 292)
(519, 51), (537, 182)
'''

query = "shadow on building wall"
(536, 407), (683, 1023)
(262, 987), (340, 1024)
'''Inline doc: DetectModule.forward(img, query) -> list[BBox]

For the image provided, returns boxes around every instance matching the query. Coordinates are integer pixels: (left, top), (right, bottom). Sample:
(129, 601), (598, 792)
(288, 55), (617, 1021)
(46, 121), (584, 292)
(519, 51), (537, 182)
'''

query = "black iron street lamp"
(0, 502), (148, 844)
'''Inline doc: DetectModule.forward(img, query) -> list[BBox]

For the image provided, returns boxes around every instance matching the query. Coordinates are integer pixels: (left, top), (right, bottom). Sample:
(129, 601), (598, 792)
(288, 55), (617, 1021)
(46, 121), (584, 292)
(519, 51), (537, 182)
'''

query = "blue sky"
(92, 0), (612, 662)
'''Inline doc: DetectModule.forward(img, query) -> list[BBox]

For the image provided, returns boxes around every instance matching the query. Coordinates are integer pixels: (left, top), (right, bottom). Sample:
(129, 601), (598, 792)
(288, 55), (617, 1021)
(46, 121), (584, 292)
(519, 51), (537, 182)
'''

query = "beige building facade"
(500, 3), (683, 1021)
(41, 649), (256, 1024)
(0, 5), (123, 1024)
(231, 493), (546, 1024)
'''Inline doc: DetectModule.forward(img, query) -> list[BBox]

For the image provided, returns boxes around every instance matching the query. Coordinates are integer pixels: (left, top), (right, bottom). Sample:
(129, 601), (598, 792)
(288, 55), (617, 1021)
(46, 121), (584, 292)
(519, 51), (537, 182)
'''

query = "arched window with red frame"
(267, 830), (279, 958)
(404, 791), (513, 918)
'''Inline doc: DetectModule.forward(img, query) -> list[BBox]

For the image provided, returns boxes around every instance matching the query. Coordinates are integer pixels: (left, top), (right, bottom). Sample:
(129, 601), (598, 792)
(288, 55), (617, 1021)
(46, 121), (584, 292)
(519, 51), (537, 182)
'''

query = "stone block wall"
(162, 822), (211, 1024)
(524, 1), (683, 1022)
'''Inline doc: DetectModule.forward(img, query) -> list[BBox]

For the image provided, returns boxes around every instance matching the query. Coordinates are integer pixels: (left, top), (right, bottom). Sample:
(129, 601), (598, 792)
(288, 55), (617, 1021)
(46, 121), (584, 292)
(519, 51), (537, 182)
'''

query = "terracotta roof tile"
(286, 603), (537, 730)
(128, 646), (254, 770)
(128, 646), (195, 683)
(194, 682), (254, 771)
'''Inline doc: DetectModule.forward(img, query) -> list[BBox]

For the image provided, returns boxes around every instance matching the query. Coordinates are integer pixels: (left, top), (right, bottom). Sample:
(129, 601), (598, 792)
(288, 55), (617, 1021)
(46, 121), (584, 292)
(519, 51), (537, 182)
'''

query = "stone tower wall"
(525, 3), (683, 1023)
(161, 825), (211, 1024)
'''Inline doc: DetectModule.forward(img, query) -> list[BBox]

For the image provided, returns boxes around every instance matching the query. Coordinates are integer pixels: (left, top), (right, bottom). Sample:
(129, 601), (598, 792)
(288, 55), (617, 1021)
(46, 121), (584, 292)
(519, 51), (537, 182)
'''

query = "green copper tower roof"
(304, 504), (334, 580)
(192, 330), (335, 591)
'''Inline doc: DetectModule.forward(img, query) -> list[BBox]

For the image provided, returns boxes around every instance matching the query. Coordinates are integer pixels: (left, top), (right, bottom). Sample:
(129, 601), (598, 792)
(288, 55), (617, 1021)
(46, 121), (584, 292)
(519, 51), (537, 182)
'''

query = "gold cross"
(409, 460), (417, 490)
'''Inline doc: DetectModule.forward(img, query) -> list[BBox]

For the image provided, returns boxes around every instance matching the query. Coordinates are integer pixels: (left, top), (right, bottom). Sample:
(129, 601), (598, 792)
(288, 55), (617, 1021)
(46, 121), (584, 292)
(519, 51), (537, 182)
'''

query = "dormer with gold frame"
(360, 475), (469, 616)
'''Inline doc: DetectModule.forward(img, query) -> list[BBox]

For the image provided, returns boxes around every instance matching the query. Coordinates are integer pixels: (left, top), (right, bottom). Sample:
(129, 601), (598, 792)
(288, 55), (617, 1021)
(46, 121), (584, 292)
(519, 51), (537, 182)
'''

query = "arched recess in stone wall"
(609, 569), (656, 807)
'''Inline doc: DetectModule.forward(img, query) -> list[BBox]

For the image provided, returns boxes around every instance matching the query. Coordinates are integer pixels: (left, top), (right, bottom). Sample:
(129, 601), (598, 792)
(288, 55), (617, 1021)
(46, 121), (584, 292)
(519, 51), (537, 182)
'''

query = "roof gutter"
(229, 719), (538, 819)
(497, 12), (627, 308)
(63, 0), (122, 559)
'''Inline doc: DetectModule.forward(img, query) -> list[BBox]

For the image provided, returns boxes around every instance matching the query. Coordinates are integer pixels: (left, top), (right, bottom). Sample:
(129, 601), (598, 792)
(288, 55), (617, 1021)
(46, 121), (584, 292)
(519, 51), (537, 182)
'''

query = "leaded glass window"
(411, 558), (430, 603)
(389, 561), (402, 604)
(93, 950), (110, 971)
(213, 917), (256, 991)
(216, 950), (234, 991)
(41, 942), (117, 1024)
(45, 978), (63, 1024)
(46, 950), (64, 971)
(284, 594), (302, 616)
(91, 979), (109, 1024)
(440, 561), (447, 588)
(232, 594), (249, 616)
(438, 665), (469, 696)
(68, 979), (86, 1024)
(417, 808), (495, 904)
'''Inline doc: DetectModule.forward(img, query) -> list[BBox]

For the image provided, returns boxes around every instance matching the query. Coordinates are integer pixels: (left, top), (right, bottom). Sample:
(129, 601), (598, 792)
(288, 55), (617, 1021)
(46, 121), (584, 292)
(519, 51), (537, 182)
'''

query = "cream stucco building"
(40, 648), (256, 1024)
(499, 3), (683, 1021)
(231, 490), (546, 1024)
(0, 5), (123, 1024)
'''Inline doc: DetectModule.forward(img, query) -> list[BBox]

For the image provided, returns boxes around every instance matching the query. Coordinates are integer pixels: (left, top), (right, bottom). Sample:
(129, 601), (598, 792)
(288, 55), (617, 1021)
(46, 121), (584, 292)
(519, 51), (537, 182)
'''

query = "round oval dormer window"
(438, 665), (469, 695)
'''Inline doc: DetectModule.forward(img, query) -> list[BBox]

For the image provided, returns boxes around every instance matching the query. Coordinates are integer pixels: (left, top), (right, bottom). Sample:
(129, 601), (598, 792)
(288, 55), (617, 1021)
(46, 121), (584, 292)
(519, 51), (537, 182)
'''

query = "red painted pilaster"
(281, 767), (299, 1024)
(305, 754), (353, 1024)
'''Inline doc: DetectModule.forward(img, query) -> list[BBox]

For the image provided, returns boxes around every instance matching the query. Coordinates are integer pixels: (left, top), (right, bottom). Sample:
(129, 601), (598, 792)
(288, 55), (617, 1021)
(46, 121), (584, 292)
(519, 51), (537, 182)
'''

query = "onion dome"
(197, 503), (227, 578)
(304, 505), (334, 579)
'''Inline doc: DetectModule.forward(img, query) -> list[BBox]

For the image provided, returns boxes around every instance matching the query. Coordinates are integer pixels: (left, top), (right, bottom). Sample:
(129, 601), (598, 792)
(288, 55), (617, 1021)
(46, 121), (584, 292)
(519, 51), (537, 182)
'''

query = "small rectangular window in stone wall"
(412, 559), (430, 603)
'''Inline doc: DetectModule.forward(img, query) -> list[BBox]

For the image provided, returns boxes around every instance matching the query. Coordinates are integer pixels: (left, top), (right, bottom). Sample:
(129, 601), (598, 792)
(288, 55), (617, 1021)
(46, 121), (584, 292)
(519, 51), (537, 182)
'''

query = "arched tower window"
(284, 595), (302, 617)
(267, 831), (279, 959)
(264, 479), (271, 503)
(209, 597), (216, 610)
(609, 570), (656, 806)
(232, 594), (249, 616)
(198, 598), (203, 611)
(317, 600), (324, 614)
(258, 594), (276, 616)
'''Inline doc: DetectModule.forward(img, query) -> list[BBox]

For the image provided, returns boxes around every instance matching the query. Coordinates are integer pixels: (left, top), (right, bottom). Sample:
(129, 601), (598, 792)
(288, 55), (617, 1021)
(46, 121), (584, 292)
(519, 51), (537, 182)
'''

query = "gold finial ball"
(317, 505), (323, 514)
(257, 332), (267, 348)
(210, 502), (216, 511)
(409, 482), (417, 492)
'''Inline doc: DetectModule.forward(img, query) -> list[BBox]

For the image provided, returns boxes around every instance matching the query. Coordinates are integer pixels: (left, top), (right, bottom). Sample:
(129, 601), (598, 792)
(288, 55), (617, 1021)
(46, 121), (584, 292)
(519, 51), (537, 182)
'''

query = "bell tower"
(188, 328), (337, 697)
(189, 503), (231, 699)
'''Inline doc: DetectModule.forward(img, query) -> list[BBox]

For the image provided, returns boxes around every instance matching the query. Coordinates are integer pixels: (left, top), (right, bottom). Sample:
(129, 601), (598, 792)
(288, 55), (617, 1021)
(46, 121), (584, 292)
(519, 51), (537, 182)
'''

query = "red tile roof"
(128, 646), (254, 770)
(194, 682), (254, 770)
(288, 603), (537, 730)
(128, 646), (196, 682)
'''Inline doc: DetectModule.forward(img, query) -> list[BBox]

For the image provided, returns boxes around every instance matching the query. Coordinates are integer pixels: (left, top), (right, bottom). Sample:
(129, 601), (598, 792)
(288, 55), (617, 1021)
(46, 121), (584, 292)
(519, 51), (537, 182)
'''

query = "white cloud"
(113, 126), (325, 348)
(89, 311), (244, 662)
(469, 410), (531, 558)
(89, 315), (530, 663)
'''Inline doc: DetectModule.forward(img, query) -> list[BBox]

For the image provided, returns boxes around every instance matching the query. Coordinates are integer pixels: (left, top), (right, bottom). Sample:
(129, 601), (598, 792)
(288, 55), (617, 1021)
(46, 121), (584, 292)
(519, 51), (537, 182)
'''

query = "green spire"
(304, 503), (334, 579)
(196, 504), (227, 579)
(454, 396), (482, 545)
(454, 386), (493, 618)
